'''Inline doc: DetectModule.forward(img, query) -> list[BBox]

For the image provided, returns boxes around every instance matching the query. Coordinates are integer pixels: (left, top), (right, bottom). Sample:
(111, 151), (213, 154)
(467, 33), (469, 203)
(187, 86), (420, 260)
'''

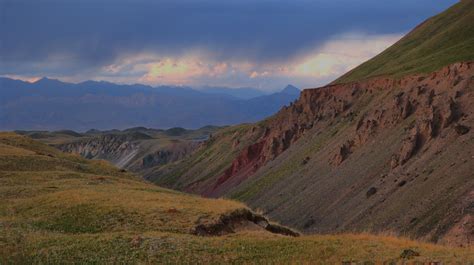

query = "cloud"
(38, 32), (398, 90)
(288, 33), (403, 78)
(140, 58), (208, 85)
(0, 0), (456, 90)
(1, 74), (41, 83)
(250, 71), (270, 79)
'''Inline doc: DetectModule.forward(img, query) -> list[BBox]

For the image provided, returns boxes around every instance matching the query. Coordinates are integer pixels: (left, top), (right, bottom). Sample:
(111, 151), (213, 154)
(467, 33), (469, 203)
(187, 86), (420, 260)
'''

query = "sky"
(0, 0), (458, 91)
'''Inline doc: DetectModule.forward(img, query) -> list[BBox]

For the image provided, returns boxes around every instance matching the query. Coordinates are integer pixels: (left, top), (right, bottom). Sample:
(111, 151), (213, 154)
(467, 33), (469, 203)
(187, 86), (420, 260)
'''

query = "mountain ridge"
(0, 77), (299, 131)
(334, 0), (474, 84)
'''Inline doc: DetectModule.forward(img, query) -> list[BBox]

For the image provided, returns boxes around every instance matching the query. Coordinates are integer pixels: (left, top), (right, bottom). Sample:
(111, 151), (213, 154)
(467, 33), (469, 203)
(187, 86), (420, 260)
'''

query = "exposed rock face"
(392, 126), (421, 168)
(199, 62), (473, 198)
(203, 140), (266, 196)
(58, 134), (143, 168)
(58, 133), (199, 172)
(192, 208), (299, 237)
(155, 62), (474, 246)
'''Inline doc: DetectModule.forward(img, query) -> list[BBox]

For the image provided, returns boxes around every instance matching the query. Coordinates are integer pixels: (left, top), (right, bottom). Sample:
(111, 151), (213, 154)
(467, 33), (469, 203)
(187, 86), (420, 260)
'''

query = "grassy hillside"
(335, 0), (474, 83)
(1, 132), (473, 263)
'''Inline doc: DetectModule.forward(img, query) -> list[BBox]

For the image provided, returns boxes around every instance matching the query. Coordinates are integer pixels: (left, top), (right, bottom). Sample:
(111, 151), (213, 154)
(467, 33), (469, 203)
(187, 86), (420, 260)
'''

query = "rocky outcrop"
(192, 208), (299, 237)
(391, 126), (421, 168)
(200, 62), (474, 198)
(58, 133), (199, 172)
(58, 134), (142, 168)
(203, 140), (267, 196)
(333, 140), (354, 165)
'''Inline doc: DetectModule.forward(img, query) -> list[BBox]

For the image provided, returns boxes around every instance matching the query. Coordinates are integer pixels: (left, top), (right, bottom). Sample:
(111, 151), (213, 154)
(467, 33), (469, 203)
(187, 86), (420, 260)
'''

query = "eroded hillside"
(151, 61), (474, 245)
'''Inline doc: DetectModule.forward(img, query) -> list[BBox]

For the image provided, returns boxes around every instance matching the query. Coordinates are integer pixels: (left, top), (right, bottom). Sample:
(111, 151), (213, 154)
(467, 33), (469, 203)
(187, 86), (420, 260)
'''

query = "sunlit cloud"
(250, 71), (270, 79)
(289, 32), (403, 78)
(293, 53), (341, 77)
(98, 52), (256, 86)
(1, 0), (453, 91)
(1, 74), (42, 83)
(141, 58), (204, 85)
(91, 32), (401, 90)
(3, 32), (402, 91)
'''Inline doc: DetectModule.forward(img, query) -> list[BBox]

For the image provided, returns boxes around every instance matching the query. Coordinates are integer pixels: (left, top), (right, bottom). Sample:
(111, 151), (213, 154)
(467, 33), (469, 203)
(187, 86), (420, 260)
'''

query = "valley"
(1, 0), (473, 263)
(34, 0), (474, 247)
(1, 133), (473, 263)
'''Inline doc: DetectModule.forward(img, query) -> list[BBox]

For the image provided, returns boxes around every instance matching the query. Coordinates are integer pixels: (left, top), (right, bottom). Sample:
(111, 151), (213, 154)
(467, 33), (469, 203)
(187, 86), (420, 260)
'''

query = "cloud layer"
(0, 0), (457, 90)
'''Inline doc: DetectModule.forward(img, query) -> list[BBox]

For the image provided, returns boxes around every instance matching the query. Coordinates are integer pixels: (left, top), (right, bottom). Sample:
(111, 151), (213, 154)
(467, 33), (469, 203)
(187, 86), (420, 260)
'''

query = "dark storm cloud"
(0, 0), (456, 76)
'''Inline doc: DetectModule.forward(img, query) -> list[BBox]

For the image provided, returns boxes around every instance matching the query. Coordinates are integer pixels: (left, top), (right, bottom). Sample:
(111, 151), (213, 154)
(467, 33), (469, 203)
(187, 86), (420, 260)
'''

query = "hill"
(0, 78), (299, 131)
(147, 2), (474, 246)
(1, 132), (473, 263)
(335, 0), (474, 83)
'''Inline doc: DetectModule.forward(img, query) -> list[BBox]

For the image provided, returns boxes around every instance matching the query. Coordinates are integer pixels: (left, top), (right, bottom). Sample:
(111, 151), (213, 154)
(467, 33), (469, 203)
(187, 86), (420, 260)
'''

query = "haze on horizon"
(0, 0), (457, 91)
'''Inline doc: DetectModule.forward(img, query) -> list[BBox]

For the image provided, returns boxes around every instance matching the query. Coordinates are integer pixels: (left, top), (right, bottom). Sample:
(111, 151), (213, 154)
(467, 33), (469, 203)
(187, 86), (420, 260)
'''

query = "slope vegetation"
(335, 0), (474, 83)
(1, 133), (473, 263)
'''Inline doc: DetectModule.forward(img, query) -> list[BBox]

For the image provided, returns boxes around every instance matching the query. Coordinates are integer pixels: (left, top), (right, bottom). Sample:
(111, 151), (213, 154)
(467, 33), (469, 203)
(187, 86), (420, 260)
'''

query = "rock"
(333, 141), (354, 165)
(301, 156), (310, 165)
(167, 208), (180, 214)
(366, 187), (377, 198)
(232, 139), (240, 148)
(303, 218), (315, 229)
(390, 154), (400, 169)
(398, 126), (420, 165)
(441, 98), (458, 128)
(454, 124), (470, 135)
(419, 118), (435, 139)
(400, 249), (420, 259)
(401, 99), (413, 119)
(398, 180), (407, 187)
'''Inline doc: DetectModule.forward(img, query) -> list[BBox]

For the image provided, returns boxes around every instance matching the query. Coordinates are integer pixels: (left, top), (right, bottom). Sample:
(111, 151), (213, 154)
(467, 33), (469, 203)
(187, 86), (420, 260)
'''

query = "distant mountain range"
(199, 86), (269, 99)
(0, 78), (299, 131)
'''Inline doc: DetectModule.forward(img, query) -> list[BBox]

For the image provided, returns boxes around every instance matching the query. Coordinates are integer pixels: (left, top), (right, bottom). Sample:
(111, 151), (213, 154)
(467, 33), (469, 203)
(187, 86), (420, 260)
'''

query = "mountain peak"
(281, 85), (300, 95)
(34, 77), (64, 85)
